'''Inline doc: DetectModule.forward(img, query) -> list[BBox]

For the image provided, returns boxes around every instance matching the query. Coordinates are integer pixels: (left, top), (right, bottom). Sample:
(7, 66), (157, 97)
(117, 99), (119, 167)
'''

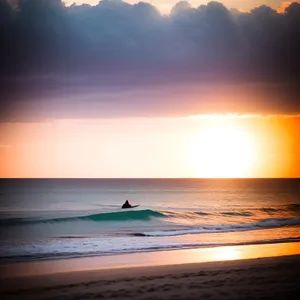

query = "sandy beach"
(1, 243), (300, 300)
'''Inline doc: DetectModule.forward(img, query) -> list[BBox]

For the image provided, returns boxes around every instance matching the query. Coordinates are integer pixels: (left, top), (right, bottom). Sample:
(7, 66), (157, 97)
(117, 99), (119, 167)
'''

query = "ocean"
(0, 179), (300, 263)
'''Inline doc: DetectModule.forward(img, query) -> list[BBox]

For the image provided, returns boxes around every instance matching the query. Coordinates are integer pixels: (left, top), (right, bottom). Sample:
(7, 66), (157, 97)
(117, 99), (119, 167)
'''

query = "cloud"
(0, 0), (299, 121)
(276, 1), (299, 13)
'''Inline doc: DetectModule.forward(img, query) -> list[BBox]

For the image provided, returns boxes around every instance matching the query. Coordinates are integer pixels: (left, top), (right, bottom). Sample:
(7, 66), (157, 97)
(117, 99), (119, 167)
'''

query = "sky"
(1, 115), (299, 178)
(63, 1), (295, 13)
(0, 0), (299, 178)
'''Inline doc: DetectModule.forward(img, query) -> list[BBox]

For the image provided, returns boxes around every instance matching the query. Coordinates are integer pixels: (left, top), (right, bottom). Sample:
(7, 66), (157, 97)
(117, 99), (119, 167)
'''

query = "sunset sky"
(1, 115), (299, 178)
(0, 0), (299, 178)
(63, 1), (295, 13)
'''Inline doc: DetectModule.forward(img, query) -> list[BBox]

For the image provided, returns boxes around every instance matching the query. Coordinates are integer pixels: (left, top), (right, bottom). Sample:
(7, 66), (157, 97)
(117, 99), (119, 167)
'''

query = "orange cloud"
(277, 1), (299, 13)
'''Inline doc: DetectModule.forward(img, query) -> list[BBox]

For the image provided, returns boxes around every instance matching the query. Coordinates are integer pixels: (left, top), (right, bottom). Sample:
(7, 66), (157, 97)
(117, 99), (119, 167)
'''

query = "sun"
(188, 119), (256, 178)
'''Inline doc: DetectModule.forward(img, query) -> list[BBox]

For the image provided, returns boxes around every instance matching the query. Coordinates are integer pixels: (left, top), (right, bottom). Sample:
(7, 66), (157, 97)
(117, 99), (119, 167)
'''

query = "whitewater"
(0, 179), (299, 262)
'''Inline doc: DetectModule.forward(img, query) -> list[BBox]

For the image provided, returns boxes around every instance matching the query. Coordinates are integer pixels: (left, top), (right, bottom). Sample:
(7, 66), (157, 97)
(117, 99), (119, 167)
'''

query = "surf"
(0, 209), (166, 226)
(1, 204), (300, 227)
(134, 217), (300, 237)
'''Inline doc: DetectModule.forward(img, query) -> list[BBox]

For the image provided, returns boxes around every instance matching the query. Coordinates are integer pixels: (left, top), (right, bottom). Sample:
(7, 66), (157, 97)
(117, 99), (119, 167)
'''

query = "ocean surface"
(0, 179), (300, 263)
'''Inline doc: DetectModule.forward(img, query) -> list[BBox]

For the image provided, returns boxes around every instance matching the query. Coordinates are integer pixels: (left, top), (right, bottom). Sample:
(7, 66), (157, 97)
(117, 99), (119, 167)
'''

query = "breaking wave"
(0, 209), (165, 226)
(134, 217), (300, 236)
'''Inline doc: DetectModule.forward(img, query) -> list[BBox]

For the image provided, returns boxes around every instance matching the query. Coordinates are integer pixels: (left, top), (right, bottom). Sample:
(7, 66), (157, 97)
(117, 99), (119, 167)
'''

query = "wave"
(134, 217), (300, 237)
(2, 237), (300, 264)
(260, 204), (300, 215)
(1, 204), (300, 227)
(0, 210), (165, 226)
(288, 204), (300, 212)
(260, 207), (279, 213)
(0, 210), (214, 226)
(222, 211), (253, 217)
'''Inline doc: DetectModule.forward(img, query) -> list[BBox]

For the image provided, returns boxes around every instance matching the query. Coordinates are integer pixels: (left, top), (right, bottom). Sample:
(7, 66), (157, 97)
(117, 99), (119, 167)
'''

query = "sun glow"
(188, 119), (256, 178)
(0, 115), (298, 178)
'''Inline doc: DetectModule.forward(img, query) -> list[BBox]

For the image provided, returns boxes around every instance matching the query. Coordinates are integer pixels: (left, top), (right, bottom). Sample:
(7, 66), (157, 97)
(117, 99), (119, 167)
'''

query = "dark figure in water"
(122, 200), (132, 209)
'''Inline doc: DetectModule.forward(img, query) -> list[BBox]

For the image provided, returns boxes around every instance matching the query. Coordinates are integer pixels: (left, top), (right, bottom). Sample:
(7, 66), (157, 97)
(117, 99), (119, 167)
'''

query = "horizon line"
(0, 177), (299, 180)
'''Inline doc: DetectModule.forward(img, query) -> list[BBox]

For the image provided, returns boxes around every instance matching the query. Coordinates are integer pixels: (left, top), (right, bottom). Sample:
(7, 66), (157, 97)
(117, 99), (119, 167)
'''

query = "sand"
(2, 241), (300, 279)
(1, 254), (300, 300)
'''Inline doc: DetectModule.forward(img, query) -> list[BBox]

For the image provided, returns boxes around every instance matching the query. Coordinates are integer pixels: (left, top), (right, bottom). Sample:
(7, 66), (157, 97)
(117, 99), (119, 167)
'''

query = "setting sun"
(0, 115), (299, 178)
(188, 118), (256, 178)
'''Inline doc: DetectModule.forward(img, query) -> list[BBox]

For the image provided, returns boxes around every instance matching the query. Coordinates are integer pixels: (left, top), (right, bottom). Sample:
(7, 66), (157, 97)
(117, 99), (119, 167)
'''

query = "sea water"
(0, 179), (299, 262)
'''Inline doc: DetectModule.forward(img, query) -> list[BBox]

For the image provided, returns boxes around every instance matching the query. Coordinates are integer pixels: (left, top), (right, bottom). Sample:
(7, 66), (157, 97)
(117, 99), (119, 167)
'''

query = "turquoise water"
(0, 179), (299, 262)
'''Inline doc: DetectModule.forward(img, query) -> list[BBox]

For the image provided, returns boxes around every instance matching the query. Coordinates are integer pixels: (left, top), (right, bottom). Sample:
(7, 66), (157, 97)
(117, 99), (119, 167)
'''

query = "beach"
(1, 242), (300, 300)
(1, 179), (299, 299)
(1, 256), (300, 300)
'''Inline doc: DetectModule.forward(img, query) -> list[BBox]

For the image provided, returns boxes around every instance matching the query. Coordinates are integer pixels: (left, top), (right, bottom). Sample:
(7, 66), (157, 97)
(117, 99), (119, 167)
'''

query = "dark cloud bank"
(0, 0), (300, 120)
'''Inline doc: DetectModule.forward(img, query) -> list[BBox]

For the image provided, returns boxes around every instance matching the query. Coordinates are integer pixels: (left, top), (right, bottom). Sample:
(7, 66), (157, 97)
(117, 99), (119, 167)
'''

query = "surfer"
(122, 200), (132, 209)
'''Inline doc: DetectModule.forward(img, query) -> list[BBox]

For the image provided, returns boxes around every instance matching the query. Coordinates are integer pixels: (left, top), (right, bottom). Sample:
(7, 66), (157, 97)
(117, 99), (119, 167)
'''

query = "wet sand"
(2, 241), (300, 278)
(1, 253), (300, 299)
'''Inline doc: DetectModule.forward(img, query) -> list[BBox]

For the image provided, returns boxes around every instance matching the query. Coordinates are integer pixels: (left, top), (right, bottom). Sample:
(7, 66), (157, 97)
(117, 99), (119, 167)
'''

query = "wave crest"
(0, 210), (165, 226)
(135, 217), (300, 237)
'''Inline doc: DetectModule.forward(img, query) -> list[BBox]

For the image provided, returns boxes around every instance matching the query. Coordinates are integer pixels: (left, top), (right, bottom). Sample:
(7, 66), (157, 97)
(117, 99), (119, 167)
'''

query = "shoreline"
(1, 255), (300, 299)
(2, 236), (300, 264)
(1, 241), (300, 280)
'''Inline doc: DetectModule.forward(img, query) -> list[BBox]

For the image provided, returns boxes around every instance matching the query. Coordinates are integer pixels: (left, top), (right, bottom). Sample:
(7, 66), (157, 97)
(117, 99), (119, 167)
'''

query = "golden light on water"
(3, 242), (300, 278)
(210, 247), (242, 261)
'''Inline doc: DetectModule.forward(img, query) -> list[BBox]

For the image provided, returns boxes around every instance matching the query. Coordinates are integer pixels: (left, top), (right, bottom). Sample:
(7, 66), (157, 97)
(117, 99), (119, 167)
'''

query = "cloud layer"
(0, 0), (299, 120)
